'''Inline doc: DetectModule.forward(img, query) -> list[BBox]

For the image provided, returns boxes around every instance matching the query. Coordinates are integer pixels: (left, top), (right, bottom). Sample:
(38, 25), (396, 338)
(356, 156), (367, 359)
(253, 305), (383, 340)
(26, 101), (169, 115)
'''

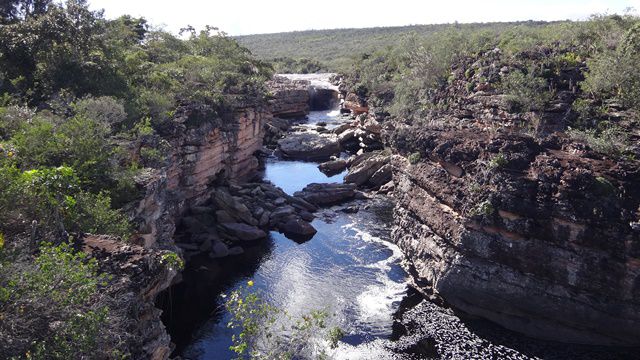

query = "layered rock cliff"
(364, 48), (640, 345)
(130, 101), (270, 249)
(81, 235), (178, 360)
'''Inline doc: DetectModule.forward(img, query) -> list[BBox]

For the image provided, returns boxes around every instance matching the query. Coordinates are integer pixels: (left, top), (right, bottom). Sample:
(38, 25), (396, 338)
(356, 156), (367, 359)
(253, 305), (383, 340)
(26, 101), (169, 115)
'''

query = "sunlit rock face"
(129, 102), (270, 249)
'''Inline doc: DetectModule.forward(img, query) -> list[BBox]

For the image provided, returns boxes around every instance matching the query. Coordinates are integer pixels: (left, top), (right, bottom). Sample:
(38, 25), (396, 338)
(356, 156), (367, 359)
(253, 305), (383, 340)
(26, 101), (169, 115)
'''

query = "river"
(172, 109), (407, 359)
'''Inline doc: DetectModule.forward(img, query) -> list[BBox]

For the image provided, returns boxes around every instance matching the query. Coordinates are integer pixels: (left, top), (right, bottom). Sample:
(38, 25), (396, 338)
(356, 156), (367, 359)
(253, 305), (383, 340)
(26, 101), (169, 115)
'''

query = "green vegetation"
(160, 251), (184, 271)
(270, 57), (328, 74)
(470, 200), (496, 218)
(0, 242), (126, 359)
(224, 281), (344, 359)
(488, 153), (509, 169)
(0, 1), (272, 357)
(408, 152), (422, 164)
(237, 21), (562, 72)
(500, 69), (550, 112)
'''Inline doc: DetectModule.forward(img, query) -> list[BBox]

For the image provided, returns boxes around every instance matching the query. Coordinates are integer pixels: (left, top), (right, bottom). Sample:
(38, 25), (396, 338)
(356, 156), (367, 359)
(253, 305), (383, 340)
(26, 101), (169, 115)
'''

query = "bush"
(0, 105), (34, 140)
(582, 22), (640, 110)
(0, 242), (127, 359)
(567, 125), (629, 156)
(488, 153), (508, 169)
(73, 96), (127, 131)
(470, 200), (495, 217)
(225, 282), (344, 359)
(408, 152), (422, 164)
(65, 191), (132, 240)
(500, 70), (550, 112)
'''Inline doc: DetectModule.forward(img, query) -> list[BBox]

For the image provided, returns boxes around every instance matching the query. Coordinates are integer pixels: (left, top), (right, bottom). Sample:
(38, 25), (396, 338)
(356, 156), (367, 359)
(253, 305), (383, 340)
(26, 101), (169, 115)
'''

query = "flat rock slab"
(278, 132), (341, 161)
(294, 183), (357, 206)
(318, 159), (347, 176)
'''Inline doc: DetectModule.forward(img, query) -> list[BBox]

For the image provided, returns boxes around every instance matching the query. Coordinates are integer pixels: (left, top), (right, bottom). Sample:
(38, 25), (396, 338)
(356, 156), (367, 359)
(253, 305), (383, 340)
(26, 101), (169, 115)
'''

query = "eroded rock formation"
(383, 48), (640, 345)
(81, 235), (178, 360)
(130, 101), (269, 248)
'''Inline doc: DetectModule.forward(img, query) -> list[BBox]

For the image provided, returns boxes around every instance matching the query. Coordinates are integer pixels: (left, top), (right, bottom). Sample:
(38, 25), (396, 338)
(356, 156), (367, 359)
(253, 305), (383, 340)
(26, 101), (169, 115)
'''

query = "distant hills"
(235, 21), (563, 71)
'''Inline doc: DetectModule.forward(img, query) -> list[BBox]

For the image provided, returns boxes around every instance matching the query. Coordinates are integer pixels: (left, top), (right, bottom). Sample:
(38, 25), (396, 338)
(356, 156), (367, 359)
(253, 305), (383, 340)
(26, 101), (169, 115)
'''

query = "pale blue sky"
(87, 0), (640, 36)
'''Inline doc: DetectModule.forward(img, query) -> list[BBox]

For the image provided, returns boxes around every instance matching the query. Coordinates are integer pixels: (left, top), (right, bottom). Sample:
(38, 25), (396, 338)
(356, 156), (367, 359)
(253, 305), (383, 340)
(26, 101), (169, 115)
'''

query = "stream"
(172, 109), (409, 359)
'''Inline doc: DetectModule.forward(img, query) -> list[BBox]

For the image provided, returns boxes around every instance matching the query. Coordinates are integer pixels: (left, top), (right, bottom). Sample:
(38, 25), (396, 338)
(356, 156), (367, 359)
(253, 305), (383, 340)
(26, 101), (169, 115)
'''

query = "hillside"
(236, 20), (562, 71)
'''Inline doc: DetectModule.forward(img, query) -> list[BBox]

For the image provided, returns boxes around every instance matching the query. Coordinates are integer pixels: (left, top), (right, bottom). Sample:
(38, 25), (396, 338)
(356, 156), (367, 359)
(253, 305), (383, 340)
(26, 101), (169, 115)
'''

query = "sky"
(87, 0), (640, 36)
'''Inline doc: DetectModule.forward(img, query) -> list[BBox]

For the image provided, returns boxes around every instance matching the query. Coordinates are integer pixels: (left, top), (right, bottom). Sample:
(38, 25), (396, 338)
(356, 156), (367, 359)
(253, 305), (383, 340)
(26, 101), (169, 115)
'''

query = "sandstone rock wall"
(267, 76), (310, 118)
(132, 105), (269, 249)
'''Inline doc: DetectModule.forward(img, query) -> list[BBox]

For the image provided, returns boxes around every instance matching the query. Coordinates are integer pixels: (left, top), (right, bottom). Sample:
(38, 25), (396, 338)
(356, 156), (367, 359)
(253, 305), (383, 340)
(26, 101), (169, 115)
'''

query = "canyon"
(97, 62), (638, 359)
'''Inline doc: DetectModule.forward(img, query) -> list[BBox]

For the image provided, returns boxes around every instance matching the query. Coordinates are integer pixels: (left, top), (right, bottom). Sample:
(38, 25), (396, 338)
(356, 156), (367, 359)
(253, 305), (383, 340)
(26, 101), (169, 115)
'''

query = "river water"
(178, 110), (408, 359)
(166, 109), (639, 360)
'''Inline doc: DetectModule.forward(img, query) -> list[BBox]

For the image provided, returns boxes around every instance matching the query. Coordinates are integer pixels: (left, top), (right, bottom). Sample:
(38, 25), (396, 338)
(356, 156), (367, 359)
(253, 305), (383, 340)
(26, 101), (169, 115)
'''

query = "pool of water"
(262, 158), (346, 195)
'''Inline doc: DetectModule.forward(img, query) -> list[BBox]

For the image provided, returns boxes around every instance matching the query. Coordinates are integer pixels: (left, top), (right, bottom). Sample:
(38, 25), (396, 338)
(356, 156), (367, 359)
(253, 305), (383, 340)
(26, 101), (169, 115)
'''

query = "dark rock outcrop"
(384, 47), (640, 346)
(277, 132), (341, 161)
(81, 235), (177, 360)
(294, 183), (357, 206)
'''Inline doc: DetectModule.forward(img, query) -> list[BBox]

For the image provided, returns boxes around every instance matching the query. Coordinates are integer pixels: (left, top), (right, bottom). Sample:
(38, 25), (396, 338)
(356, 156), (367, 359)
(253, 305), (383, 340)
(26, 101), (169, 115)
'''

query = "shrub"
(470, 200), (495, 217)
(65, 191), (132, 240)
(73, 96), (127, 131)
(0, 105), (34, 140)
(408, 152), (422, 164)
(500, 70), (550, 112)
(140, 146), (166, 168)
(160, 252), (184, 271)
(582, 23), (640, 110)
(567, 125), (628, 156)
(225, 282), (344, 359)
(0, 242), (126, 359)
(488, 153), (508, 169)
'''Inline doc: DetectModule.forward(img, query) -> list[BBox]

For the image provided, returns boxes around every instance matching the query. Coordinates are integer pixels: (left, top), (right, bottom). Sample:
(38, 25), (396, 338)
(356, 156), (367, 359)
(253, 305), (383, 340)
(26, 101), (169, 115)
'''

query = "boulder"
(294, 183), (357, 206)
(277, 132), (341, 161)
(215, 210), (236, 224)
(318, 159), (347, 176)
(212, 189), (258, 226)
(181, 216), (208, 234)
(280, 217), (317, 242)
(369, 164), (393, 187)
(344, 152), (390, 187)
(228, 246), (245, 256)
(269, 205), (297, 225)
(333, 122), (353, 135)
(343, 92), (368, 114)
(209, 240), (230, 258)
(221, 223), (267, 241)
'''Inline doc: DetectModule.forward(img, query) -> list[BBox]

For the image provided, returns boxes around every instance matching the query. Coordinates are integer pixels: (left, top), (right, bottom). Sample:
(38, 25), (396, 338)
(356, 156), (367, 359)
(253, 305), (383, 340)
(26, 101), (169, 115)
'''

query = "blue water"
(263, 159), (346, 195)
(181, 111), (408, 359)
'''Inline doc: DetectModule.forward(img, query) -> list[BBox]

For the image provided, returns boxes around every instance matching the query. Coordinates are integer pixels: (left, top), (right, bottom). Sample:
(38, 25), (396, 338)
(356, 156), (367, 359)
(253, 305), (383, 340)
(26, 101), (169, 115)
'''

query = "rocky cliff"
(267, 76), (310, 118)
(81, 235), (178, 360)
(130, 102), (270, 249)
(91, 100), (271, 359)
(374, 48), (640, 345)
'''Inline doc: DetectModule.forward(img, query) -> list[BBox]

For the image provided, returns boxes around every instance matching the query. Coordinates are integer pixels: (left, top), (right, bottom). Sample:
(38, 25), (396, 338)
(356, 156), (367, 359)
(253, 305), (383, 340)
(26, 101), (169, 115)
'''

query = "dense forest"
(1, 0), (639, 357)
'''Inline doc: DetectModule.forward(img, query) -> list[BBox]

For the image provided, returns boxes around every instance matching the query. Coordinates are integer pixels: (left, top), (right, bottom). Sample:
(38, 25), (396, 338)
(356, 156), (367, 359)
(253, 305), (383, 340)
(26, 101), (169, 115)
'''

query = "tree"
(0, 0), (52, 23)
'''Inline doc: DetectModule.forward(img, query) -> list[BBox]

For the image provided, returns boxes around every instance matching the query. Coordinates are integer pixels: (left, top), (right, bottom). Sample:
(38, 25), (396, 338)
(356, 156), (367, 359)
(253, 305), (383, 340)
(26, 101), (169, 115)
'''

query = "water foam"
(343, 223), (408, 335)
